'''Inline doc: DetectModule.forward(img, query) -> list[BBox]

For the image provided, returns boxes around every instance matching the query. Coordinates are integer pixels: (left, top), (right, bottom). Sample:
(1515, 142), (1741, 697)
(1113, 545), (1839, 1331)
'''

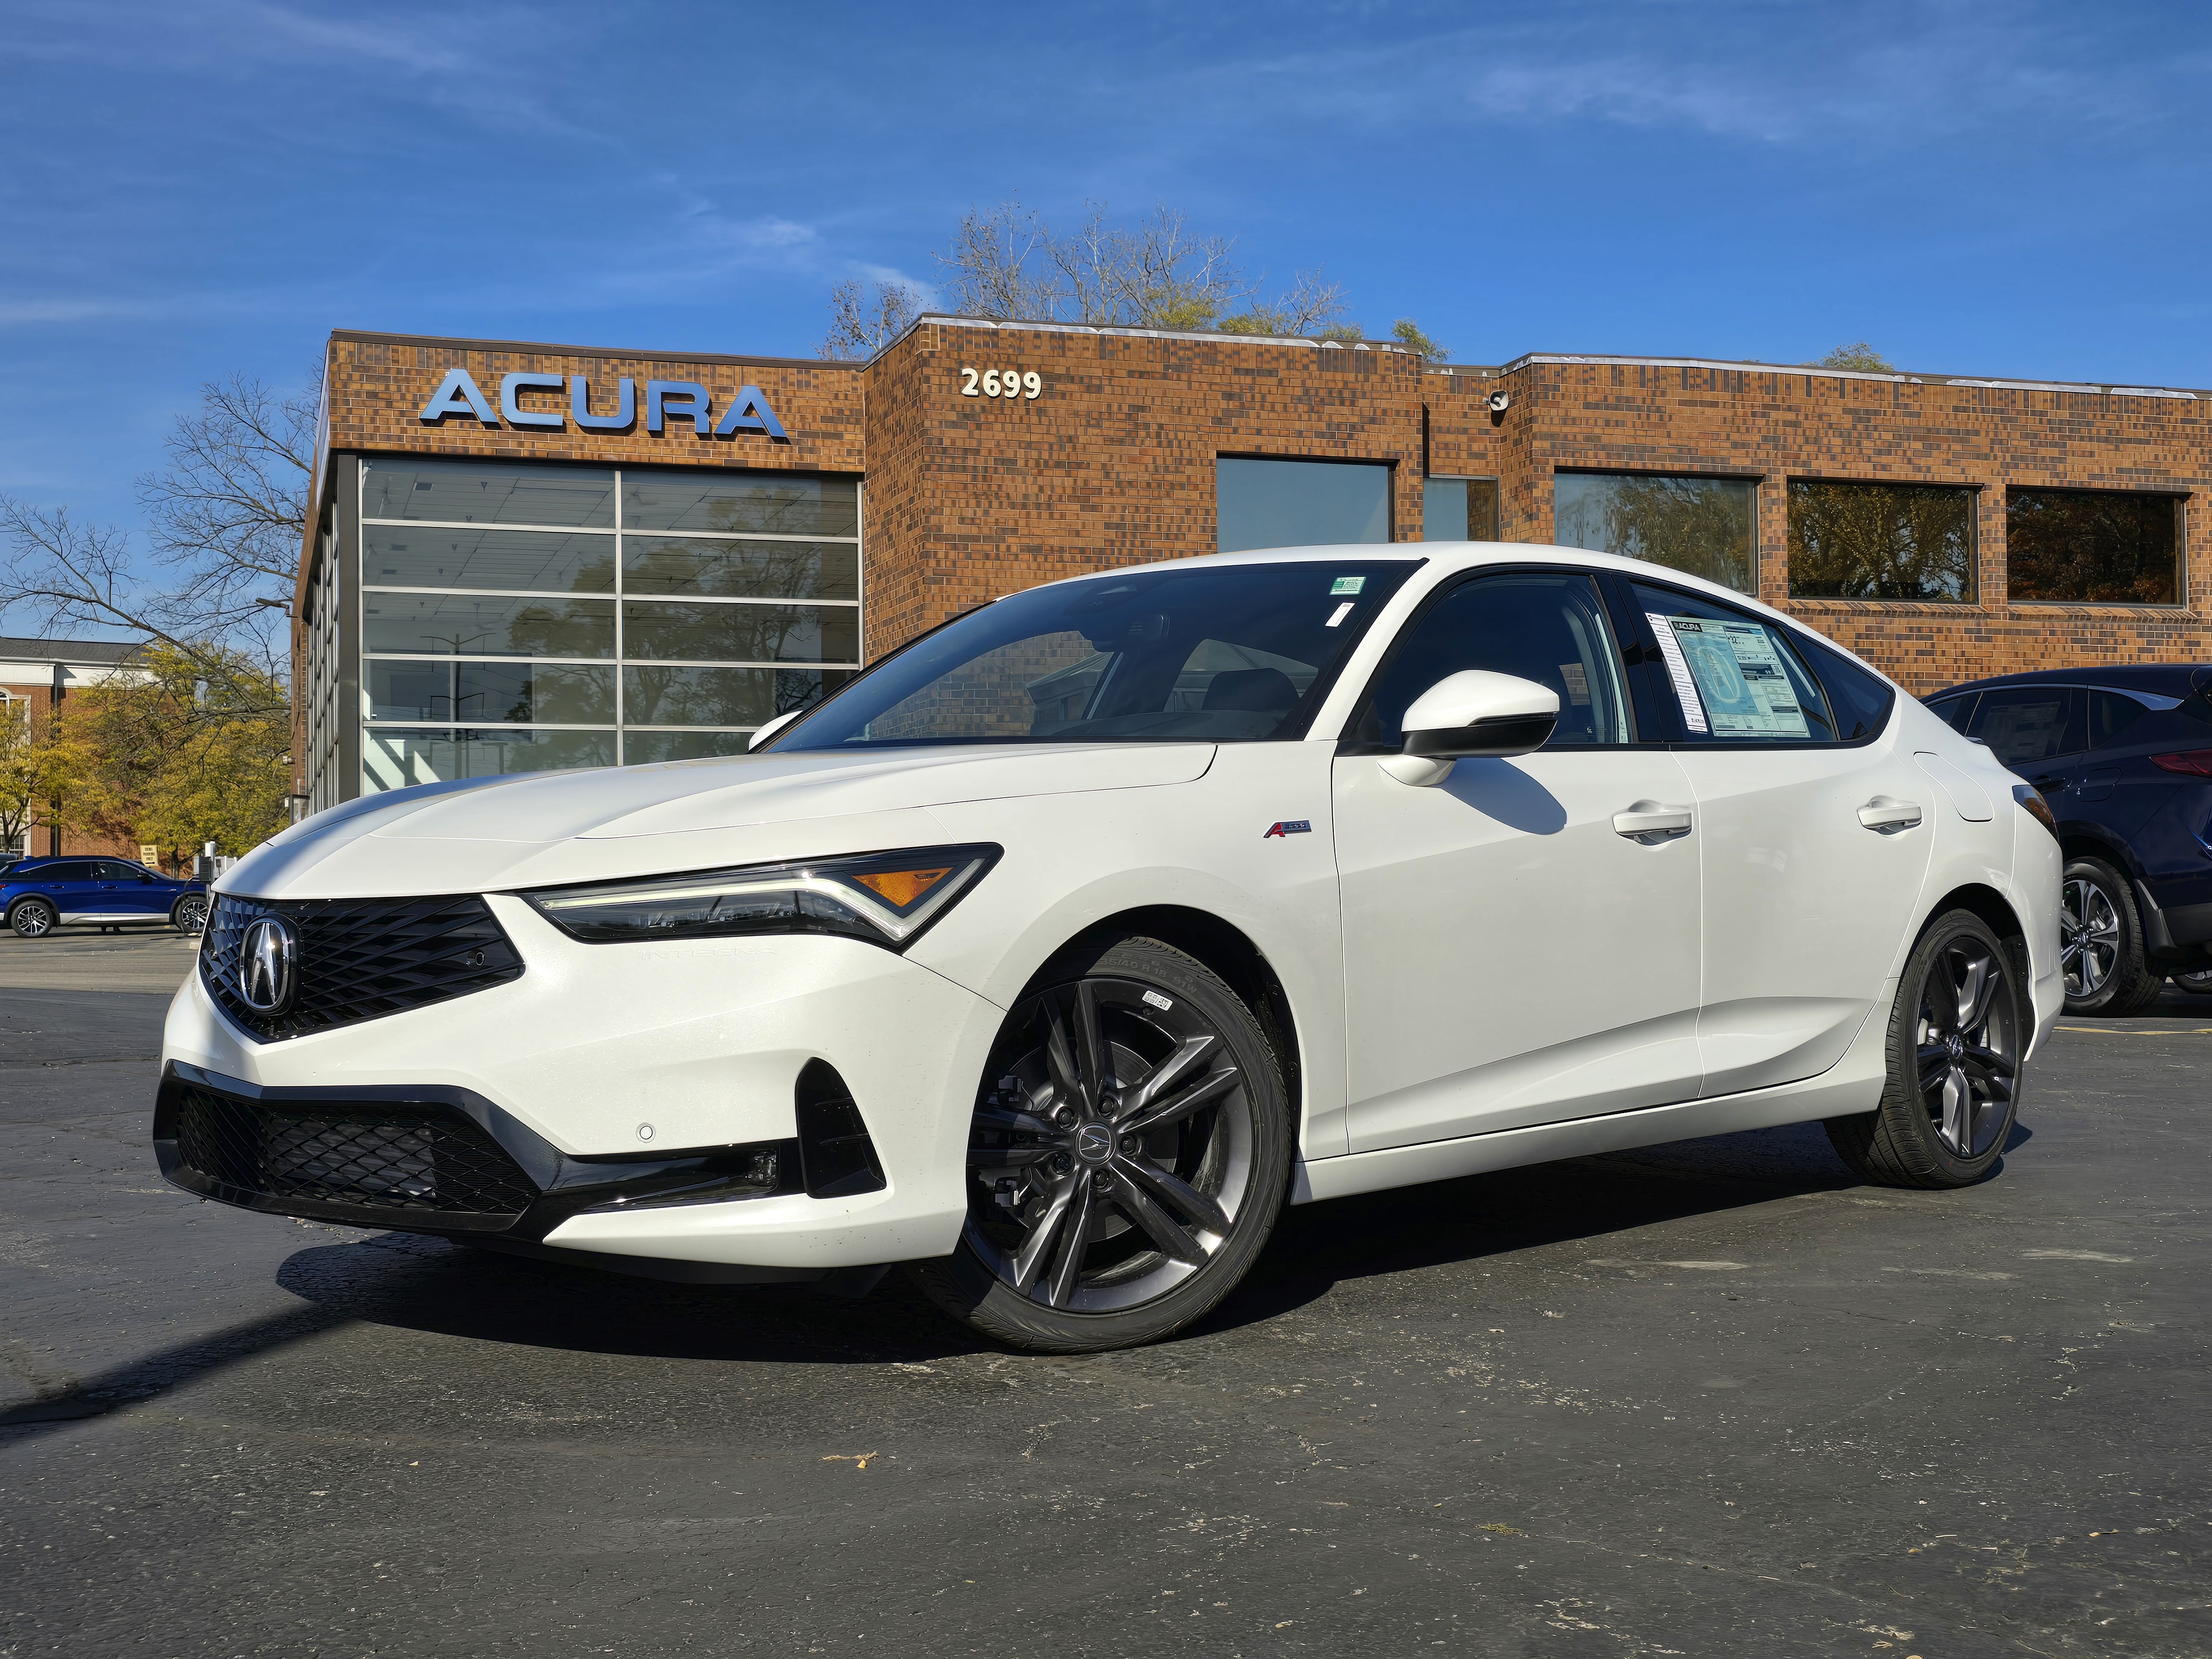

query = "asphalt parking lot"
(1, 928), (2205, 1657)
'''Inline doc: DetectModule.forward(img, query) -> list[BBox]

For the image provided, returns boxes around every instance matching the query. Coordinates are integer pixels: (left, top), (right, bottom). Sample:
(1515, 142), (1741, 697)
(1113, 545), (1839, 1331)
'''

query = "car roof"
(1931, 664), (2210, 700)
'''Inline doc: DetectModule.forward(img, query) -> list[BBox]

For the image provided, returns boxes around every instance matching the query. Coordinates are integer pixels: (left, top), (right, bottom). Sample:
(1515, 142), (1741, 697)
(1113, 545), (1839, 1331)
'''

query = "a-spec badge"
(1262, 820), (1313, 839)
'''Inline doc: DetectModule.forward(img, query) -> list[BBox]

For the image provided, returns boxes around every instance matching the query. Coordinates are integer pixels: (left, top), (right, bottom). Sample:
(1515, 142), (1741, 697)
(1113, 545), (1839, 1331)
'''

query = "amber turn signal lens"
(2011, 782), (2059, 840)
(851, 866), (953, 909)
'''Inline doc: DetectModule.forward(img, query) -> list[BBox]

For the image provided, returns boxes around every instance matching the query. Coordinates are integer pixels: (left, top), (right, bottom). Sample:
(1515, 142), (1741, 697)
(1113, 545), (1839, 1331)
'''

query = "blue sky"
(6, 0), (2211, 541)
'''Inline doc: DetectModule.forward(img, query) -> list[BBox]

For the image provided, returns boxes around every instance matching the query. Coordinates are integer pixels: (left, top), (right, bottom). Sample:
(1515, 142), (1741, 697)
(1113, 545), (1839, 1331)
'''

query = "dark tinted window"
(1927, 693), (1977, 733)
(1353, 572), (1633, 747)
(2008, 489), (2180, 604)
(1798, 638), (1896, 739)
(1966, 687), (2081, 765)
(25, 862), (93, 881)
(92, 861), (145, 880)
(1787, 479), (1976, 601)
(2090, 690), (2152, 749)
(1630, 582), (1839, 742)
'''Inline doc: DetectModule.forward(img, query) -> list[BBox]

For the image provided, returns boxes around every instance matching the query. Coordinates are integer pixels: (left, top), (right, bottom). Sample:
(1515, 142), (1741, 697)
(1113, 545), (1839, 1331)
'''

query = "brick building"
(0, 636), (156, 859)
(296, 319), (2212, 808)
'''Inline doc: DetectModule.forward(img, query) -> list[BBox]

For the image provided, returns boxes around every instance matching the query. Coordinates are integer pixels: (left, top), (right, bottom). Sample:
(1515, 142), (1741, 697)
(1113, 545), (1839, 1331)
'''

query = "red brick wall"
(303, 327), (2212, 701)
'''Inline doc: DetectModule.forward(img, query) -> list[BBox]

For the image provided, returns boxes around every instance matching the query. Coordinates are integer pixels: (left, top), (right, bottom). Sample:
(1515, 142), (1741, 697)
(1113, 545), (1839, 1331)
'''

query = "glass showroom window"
(358, 458), (858, 790)
(1787, 479), (1976, 602)
(2007, 488), (2182, 606)
(1422, 477), (1501, 541)
(1552, 471), (1756, 593)
(1217, 458), (1391, 552)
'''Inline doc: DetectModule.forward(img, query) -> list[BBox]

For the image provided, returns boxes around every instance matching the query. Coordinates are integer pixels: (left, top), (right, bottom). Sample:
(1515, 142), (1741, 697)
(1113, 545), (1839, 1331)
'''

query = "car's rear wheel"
(2060, 857), (2163, 1016)
(908, 932), (1290, 1354)
(171, 892), (210, 935)
(1826, 909), (2024, 1189)
(8, 898), (56, 940)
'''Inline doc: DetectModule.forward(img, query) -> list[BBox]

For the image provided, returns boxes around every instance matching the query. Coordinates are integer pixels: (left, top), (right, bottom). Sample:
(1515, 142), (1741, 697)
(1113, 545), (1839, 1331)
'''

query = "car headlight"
(521, 844), (1000, 950)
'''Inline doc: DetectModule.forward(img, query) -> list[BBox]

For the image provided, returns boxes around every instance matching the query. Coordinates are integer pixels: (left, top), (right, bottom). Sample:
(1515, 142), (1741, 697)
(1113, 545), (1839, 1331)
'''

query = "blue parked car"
(1, 856), (210, 939)
(1926, 664), (2212, 1014)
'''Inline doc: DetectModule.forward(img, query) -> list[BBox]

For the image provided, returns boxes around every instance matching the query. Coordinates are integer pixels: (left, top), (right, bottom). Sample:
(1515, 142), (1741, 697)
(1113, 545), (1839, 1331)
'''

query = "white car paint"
(165, 542), (2061, 1276)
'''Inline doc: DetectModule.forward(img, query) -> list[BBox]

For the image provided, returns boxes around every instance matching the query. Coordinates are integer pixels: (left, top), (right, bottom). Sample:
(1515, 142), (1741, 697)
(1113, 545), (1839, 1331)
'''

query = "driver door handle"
(1858, 796), (1924, 833)
(1613, 802), (1693, 842)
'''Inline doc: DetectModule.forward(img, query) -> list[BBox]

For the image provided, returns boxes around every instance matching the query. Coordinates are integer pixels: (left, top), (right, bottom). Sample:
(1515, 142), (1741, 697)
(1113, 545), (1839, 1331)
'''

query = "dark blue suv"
(1, 856), (210, 939)
(1927, 665), (2212, 1014)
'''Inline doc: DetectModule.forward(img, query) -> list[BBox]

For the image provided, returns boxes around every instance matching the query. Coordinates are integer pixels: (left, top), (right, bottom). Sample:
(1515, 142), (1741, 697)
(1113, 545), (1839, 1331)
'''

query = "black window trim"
(1625, 575), (1896, 752)
(1335, 561), (1660, 756)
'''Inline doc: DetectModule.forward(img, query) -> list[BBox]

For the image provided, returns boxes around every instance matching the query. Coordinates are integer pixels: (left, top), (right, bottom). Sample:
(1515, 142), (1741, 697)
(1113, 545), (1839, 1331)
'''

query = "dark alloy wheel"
(909, 933), (1290, 1353)
(2059, 856), (2163, 1016)
(1827, 909), (2024, 1188)
(8, 898), (56, 940)
(171, 892), (210, 935)
(2173, 967), (2212, 997)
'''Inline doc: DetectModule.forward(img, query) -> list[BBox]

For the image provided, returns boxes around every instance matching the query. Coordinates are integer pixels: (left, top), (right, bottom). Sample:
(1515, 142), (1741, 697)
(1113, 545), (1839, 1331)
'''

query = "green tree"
(51, 646), (291, 860)
(1389, 319), (1448, 361)
(1806, 342), (1895, 372)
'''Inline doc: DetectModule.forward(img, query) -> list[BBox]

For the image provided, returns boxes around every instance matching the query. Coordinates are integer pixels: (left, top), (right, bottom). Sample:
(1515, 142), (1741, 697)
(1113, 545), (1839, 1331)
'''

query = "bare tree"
(904, 198), (1355, 338)
(817, 278), (925, 359)
(935, 199), (1061, 322)
(0, 366), (316, 711)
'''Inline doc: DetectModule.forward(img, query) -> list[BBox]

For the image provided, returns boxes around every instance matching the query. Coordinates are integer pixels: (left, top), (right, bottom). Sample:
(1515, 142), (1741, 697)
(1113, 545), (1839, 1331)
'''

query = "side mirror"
(1380, 670), (1560, 787)
(748, 708), (806, 752)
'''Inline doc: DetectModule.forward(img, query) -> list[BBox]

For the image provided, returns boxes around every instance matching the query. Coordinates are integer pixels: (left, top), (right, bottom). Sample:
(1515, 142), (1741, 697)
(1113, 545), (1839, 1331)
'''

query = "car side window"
(1926, 693), (1978, 733)
(1966, 687), (2082, 766)
(1352, 571), (1634, 747)
(35, 863), (91, 882)
(2089, 690), (2151, 749)
(1629, 582), (1839, 743)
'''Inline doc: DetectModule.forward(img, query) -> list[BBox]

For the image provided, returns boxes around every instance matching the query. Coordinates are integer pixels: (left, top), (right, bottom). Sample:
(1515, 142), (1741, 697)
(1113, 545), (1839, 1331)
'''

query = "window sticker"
(1324, 602), (1355, 628)
(1329, 576), (1366, 596)
(1661, 615), (1811, 738)
(1645, 612), (1708, 734)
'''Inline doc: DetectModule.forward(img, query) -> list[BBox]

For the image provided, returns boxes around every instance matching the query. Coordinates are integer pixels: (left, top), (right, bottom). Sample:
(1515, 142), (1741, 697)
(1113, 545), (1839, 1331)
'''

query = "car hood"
(221, 743), (1217, 900)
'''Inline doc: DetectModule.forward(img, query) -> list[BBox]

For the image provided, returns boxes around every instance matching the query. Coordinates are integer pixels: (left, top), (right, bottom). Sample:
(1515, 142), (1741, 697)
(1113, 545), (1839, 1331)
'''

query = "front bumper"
(159, 893), (1004, 1269)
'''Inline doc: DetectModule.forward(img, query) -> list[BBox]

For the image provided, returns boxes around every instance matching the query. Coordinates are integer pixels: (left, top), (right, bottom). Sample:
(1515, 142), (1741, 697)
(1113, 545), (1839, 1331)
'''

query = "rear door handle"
(2031, 774), (2069, 792)
(1858, 796), (1924, 833)
(1614, 802), (1693, 842)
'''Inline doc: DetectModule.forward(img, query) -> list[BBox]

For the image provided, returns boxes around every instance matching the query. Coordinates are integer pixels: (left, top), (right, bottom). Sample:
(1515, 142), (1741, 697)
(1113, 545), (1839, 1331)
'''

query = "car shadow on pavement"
(0, 1120), (2002, 1432)
(261, 1119), (1884, 1363)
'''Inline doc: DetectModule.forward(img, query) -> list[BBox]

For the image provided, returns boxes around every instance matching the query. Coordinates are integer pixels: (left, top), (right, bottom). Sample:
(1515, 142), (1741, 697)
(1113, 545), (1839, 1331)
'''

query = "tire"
(1825, 909), (2025, 1190)
(907, 932), (1292, 1354)
(171, 892), (210, 935)
(2059, 857), (2164, 1016)
(8, 898), (57, 940)
(2172, 967), (2212, 997)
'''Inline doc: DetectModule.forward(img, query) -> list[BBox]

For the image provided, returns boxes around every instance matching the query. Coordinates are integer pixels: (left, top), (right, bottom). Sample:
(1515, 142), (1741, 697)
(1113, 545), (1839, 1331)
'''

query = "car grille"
(171, 1084), (539, 1221)
(200, 893), (523, 1041)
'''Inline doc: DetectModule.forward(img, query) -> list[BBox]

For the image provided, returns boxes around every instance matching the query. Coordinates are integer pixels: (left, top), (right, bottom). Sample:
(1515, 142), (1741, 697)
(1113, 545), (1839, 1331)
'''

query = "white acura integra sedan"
(158, 545), (2061, 1352)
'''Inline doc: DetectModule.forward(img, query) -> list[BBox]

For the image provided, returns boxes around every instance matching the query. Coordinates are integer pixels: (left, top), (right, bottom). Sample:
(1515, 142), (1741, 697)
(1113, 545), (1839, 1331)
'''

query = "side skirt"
(1292, 997), (1893, 1206)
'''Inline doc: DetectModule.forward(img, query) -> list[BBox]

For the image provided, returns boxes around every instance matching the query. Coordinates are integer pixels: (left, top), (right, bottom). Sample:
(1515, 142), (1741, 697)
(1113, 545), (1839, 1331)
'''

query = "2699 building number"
(960, 367), (1042, 400)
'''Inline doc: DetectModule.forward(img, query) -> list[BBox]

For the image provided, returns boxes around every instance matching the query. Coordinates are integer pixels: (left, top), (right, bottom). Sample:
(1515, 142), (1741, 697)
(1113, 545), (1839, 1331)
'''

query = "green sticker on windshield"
(1329, 576), (1365, 596)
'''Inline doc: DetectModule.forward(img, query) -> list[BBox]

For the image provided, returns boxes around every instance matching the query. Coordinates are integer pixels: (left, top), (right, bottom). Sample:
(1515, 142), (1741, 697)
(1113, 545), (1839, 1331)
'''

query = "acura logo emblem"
(1076, 1122), (1114, 1163)
(239, 916), (298, 1014)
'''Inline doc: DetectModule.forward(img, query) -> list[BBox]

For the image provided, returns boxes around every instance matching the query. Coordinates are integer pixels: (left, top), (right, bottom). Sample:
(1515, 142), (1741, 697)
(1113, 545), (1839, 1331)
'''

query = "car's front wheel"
(909, 932), (1291, 1354)
(2060, 857), (2163, 1016)
(171, 892), (210, 935)
(8, 898), (56, 940)
(1826, 909), (2025, 1189)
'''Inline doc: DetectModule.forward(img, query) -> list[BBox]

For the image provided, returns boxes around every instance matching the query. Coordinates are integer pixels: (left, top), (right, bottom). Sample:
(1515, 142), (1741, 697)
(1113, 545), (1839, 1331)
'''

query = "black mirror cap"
(1404, 710), (1558, 760)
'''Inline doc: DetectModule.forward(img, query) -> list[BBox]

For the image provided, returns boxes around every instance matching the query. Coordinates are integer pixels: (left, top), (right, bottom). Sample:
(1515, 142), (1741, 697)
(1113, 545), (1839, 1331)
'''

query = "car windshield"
(769, 560), (1421, 750)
